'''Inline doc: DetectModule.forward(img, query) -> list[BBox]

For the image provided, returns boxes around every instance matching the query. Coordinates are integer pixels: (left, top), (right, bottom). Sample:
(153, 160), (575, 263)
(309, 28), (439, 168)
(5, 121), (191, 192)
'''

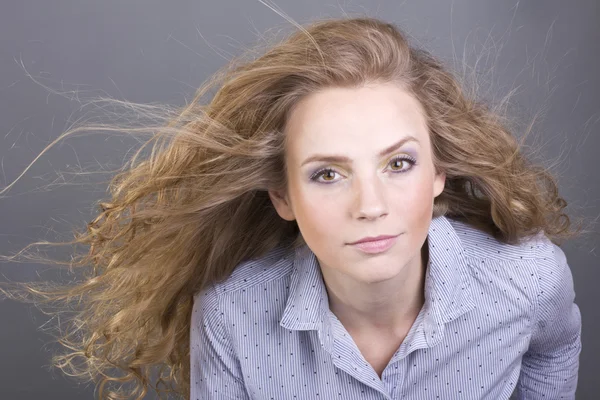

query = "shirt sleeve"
(515, 241), (582, 399)
(190, 283), (250, 400)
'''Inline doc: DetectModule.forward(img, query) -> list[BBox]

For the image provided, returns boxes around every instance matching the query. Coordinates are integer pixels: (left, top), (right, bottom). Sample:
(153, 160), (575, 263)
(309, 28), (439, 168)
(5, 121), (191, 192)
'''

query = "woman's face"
(269, 82), (445, 285)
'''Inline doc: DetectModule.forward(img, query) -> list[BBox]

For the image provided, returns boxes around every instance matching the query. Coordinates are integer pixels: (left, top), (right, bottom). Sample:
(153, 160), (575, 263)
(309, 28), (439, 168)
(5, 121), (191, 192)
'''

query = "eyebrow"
(300, 135), (420, 167)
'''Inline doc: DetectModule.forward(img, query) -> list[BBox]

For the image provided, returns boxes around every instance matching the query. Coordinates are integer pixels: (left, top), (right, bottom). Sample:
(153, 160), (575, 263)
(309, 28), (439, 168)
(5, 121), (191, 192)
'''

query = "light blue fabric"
(190, 215), (581, 399)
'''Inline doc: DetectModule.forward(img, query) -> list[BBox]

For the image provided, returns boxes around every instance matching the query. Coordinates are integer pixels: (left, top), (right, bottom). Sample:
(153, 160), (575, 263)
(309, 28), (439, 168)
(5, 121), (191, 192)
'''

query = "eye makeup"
(308, 153), (418, 183)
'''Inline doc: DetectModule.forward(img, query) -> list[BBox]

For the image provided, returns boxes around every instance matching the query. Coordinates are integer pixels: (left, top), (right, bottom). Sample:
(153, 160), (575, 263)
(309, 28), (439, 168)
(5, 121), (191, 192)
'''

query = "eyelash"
(309, 155), (417, 183)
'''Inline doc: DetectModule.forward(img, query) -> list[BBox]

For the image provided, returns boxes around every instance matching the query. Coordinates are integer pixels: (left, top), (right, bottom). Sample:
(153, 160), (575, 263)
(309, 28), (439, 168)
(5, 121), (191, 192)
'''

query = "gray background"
(0, 0), (598, 398)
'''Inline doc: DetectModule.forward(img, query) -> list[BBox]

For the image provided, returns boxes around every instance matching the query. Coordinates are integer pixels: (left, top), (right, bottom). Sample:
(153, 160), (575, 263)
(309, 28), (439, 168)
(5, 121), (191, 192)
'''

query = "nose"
(351, 174), (389, 221)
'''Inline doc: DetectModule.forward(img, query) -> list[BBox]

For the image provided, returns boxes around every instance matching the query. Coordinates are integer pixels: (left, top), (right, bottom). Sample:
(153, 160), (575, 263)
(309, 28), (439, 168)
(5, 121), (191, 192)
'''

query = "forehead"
(284, 83), (429, 161)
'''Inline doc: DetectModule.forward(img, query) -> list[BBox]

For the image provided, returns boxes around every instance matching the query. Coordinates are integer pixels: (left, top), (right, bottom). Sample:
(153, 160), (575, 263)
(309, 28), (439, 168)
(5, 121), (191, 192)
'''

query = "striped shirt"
(190, 215), (581, 399)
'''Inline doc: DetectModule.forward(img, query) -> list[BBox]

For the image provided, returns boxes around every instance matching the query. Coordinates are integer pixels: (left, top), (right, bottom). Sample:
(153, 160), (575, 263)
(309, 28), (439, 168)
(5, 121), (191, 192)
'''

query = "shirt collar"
(279, 243), (330, 331)
(279, 215), (475, 346)
(421, 215), (476, 346)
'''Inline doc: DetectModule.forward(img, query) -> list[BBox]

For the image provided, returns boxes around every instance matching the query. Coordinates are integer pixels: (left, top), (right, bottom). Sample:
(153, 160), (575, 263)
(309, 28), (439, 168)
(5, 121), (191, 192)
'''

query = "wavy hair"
(0, 16), (587, 400)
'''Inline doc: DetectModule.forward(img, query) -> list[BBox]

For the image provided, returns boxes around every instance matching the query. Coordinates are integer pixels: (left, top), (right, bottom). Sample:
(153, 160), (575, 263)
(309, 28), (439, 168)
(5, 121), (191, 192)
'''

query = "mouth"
(348, 234), (401, 254)
(348, 233), (400, 245)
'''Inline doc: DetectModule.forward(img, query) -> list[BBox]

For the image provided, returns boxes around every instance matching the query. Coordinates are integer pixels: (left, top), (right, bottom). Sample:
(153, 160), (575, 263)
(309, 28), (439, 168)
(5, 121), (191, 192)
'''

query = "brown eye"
(321, 170), (336, 181)
(390, 159), (406, 170)
(388, 156), (417, 173)
(309, 167), (340, 183)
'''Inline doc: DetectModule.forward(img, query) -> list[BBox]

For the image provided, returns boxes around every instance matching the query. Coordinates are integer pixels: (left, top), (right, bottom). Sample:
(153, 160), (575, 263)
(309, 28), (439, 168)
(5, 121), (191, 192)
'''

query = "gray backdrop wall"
(1, 0), (598, 398)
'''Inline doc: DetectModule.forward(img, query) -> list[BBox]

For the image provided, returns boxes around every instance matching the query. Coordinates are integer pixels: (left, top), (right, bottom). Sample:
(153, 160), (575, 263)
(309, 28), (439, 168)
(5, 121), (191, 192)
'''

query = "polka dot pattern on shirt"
(190, 215), (581, 400)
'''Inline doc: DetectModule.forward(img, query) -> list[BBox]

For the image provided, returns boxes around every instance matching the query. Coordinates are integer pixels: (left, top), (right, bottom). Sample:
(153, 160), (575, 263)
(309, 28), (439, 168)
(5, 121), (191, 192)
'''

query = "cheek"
(389, 176), (436, 225)
(404, 169), (436, 201)
(404, 185), (435, 210)
(294, 192), (342, 236)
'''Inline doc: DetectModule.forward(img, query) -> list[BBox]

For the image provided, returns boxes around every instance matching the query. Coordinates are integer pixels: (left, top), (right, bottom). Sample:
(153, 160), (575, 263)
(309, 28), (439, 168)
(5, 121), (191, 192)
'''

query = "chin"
(358, 274), (400, 285)
(357, 264), (404, 284)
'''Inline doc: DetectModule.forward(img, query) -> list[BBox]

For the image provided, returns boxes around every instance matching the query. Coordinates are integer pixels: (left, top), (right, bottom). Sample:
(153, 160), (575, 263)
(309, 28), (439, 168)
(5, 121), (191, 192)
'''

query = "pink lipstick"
(349, 234), (399, 254)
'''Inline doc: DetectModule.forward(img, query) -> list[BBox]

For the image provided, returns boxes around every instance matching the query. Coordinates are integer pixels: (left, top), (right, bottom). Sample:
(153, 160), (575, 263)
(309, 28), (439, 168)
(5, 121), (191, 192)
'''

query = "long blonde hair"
(0, 16), (587, 400)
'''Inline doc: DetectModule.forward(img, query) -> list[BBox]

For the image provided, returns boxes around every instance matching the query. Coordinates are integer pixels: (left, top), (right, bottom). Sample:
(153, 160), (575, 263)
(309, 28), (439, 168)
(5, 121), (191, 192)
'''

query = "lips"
(348, 234), (399, 245)
(349, 235), (399, 254)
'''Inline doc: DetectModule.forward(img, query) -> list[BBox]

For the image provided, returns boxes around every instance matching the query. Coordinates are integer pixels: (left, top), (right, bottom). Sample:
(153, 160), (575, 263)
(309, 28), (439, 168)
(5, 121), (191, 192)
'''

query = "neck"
(322, 239), (429, 335)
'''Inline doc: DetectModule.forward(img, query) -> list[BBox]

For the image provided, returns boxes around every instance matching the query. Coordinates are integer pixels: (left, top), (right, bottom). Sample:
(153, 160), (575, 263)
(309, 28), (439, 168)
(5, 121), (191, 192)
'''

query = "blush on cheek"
(401, 187), (435, 225)
(294, 198), (336, 238)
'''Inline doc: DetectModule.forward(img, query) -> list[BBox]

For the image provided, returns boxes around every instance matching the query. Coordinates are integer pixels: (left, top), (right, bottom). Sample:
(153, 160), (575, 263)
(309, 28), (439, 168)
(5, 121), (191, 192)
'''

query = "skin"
(268, 82), (446, 376)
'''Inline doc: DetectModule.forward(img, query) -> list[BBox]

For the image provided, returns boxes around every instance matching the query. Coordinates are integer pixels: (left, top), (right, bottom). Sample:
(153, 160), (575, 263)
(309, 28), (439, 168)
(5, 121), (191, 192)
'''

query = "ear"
(433, 170), (446, 198)
(268, 189), (296, 221)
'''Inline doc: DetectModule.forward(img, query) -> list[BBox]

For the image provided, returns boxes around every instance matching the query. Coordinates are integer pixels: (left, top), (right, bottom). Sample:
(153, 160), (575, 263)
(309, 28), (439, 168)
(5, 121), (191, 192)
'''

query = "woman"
(1, 16), (583, 400)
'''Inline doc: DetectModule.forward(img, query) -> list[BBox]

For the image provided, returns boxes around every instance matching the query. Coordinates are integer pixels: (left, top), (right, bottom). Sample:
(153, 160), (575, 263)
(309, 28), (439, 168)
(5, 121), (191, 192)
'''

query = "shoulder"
(450, 218), (576, 319)
(448, 218), (541, 260)
(218, 245), (295, 292)
(449, 217), (570, 282)
(449, 217), (570, 277)
(192, 245), (295, 316)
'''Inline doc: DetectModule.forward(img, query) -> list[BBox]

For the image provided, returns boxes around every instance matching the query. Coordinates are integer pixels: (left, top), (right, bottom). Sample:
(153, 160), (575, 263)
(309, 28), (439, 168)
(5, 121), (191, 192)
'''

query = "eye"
(389, 155), (417, 173)
(309, 155), (417, 183)
(310, 168), (339, 183)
